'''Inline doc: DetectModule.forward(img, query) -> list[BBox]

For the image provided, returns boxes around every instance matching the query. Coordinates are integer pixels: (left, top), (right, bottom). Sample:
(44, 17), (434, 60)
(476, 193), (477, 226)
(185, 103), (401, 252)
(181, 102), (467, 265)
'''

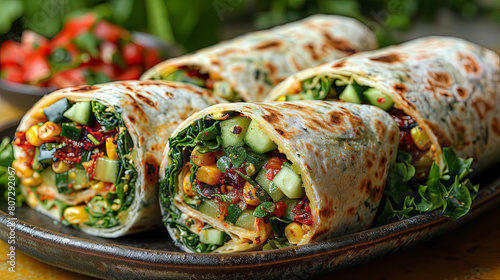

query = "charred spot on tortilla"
(282, 103), (305, 110)
(261, 109), (284, 124)
(393, 83), (407, 94)
(366, 159), (373, 169)
(253, 41), (283, 50)
(345, 206), (356, 216)
(370, 53), (402, 63)
(429, 72), (453, 89)
(491, 116), (500, 136)
(304, 43), (320, 61)
(128, 115), (136, 124)
(472, 97), (494, 120)
(71, 85), (100, 92)
(331, 60), (347, 68)
(145, 153), (159, 184)
(136, 94), (157, 108)
(274, 128), (285, 136)
(322, 32), (357, 54)
(318, 208), (336, 218)
(462, 54), (481, 74)
(455, 87), (468, 99)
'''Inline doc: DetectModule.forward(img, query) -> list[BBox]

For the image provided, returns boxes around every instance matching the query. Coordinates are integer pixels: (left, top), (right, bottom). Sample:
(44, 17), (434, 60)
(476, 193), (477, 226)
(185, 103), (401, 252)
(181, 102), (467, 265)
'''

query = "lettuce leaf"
(377, 147), (478, 225)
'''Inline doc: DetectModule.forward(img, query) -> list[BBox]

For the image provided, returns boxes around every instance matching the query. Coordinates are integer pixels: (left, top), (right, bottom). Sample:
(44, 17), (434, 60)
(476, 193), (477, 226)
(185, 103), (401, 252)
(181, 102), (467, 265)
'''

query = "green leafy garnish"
(213, 194), (232, 203)
(377, 148), (478, 225)
(253, 201), (275, 218)
(263, 238), (292, 251)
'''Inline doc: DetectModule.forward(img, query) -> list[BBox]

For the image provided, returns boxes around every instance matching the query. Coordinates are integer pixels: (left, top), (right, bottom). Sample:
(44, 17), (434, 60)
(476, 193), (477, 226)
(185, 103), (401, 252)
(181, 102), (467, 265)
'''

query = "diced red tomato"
(272, 201), (286, 217)
(116, 66), (142, 81)
(94, 21), (125, 43)
(49, 68), (86, 88)
(122, 43), (144, 65)
(22, 51), (51, 85)
(264, 157), (287, 180)
(293, 197), (313, 225)
(51, 13), (96, 48)
(144, 49), (162, 69)
(21, 30), (50, 55)
(0, 41), (25, 66)
(1, 65), (24, 83)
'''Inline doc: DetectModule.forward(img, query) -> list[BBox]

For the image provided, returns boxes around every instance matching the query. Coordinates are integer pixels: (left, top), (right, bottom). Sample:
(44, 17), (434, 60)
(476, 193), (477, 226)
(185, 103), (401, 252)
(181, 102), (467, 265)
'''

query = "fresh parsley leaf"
(213, 194), (232, 203)
(253, 202), (275, 218)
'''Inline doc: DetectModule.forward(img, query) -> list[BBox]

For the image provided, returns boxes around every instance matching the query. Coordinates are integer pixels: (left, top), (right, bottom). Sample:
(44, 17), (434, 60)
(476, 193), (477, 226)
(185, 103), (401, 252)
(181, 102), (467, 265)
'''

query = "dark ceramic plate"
(1, 121), (499, 280)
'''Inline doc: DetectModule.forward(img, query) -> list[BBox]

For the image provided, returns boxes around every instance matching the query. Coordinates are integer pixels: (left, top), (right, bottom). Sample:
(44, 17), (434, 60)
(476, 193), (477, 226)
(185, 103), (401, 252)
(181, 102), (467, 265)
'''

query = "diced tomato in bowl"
(0, 12), (168, 89)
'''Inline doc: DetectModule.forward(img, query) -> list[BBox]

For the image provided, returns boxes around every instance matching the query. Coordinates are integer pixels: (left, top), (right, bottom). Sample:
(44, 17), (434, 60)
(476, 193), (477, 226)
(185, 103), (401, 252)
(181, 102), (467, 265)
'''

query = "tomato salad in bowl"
(0, 13), (166, 89)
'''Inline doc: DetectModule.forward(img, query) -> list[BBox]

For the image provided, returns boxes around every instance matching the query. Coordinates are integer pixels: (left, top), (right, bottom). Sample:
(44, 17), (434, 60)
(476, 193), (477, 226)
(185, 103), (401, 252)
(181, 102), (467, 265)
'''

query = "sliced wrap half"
(141, 14), (377, 102)
(159, 101), (398, 253)
(266, 36), (500, 223)
(13, 80), (222, 237)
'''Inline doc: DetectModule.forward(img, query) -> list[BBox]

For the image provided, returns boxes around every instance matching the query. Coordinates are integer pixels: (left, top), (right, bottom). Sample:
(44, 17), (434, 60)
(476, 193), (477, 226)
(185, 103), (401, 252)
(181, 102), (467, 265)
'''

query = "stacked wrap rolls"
(12, 80), (223, 237)
(266, 36), (500, 223)
(160, 101), (398, 253)
(141, 14), (377, 102)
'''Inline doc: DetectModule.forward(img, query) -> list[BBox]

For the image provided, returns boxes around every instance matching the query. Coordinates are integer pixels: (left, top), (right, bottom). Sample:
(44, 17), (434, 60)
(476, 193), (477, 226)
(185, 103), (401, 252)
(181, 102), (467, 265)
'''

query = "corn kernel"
(25, 124), (44, 146)
(183, 171), (195, 197)
(21, 173), (42, 187)
(276, 95), (286, 102)
(92, 181), (107, 191)
(191, 148), (216, 166)
(13, 158), (34, 179)
(411, 126), (431, 151)
(38, 122), (61, 142)
(211, 111), (229, 120)
(52, 160), (70, 173)
(285, 222), (306, 244)
(111, 204), (120, 211)
(106, 138), (119, 161)
(27, 192), (38, 207)
(243, 182), (260, 206)
(196, 164), (222, 186)
(63, 206), (89, 225)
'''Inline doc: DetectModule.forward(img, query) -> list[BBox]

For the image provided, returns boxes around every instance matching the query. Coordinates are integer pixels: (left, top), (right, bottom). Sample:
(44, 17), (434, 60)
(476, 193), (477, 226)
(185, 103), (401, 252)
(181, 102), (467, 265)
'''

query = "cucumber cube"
(213, 81), (236, 101)
(339, 84), (362, 104)
(94, 156), (119, 184)
(244, 120), (278, 154)
(255, 167), (285, 201)
(220, 116), (251, 147)
(44, 98), (71, 123)
(63, 102), (92, 125)
(235, 209), (256, 231)
(197, 199), (219, 218)
(272, 165), (304, 199)
(199, 229), (227, 245)
(363, 88), (394, 111)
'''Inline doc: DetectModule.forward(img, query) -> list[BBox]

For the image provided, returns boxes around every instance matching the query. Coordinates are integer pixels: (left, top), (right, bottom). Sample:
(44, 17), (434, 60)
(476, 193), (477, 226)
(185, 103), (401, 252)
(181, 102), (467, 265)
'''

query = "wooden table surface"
(1, 92), (500, 280)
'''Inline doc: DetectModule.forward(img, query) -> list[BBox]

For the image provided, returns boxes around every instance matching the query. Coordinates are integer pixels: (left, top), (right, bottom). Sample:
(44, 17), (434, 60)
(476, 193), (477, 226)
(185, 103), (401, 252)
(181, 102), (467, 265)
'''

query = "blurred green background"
(1, 0), (500, 53)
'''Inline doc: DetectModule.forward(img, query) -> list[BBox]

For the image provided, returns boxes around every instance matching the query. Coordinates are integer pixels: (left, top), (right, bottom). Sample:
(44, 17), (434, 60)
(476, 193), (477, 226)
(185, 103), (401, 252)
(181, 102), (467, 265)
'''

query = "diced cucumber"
(199, 229), (228, 245)
(244, 120), (278, 154)
(224, 204), (243, 224)
(272, 165), (304, 199)
(255, 167), (285, 201)
(281, 197), (300, 221)
(61, 123), (82, 140)
(339, 84), (362, 104)
(220, 116), (251, 147)
(38, 143), (58, 164)
(94, 156), (119, 184)
(213, 81), (236, 101)
(197, 199), (219, 218)
(63, 102), (92, 125)
(165, 70), (205, 87)
(235, 209), (256, 231)
(363, 88), (394, 111)
(40, 167), (56, 187)
(43, 98), (71, 123)
(56, 168), (90, 194)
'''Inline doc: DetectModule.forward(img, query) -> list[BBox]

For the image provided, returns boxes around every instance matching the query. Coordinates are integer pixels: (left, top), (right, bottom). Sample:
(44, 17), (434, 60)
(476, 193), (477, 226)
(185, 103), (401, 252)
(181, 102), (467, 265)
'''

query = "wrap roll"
(141, 14), (377, 102)
(266, 36), (500, 222)
(160, 101), (398, 253)
(12, 80), (222, 237)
